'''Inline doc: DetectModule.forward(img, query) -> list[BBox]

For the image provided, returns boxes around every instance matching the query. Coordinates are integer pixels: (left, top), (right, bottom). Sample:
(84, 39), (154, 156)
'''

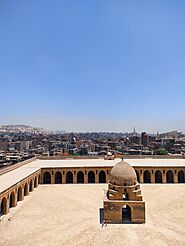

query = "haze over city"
(1, 1), (185, 132)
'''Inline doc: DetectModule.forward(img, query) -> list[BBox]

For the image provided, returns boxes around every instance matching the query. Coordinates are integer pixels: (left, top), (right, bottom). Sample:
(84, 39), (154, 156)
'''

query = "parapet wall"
(0, 157), (37, 176)
(39, 155), (185, 160)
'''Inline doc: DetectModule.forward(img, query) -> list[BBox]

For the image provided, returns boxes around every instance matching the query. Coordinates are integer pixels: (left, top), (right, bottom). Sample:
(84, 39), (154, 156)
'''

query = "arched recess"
(178, 170), (185, 183)
(34, 177), (37, 188)
(99, 171), (106, 183)
(143, 170), (151, 183)
(24, 183), (29, 196)
(9, 191), (16, 208)
(88, 171), (95, 183)
(166, 170), (174, 183)
(122, 205), (131, 223)
(43, 172), (51, 184)
(29, 179), (33, 192)
(55, 171), (62, 184)
(135, 170), (140, 183)
(66, 171), (73, 184)
(17, 186), (23, 201)
(155, 170), (162, 183)
(0, 197), (7, 216)
(77, 171), (84, 183)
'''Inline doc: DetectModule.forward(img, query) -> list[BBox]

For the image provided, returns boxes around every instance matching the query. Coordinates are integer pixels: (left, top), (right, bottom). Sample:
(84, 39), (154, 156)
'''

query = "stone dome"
(110, 160), (137, 186)
(107, 152), (112, 156)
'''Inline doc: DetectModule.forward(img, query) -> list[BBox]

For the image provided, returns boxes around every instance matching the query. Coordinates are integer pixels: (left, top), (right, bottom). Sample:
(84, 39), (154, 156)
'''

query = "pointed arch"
(122, 205), (131, 223)
(143, 170), (151, 183)
(66, 171), (73, 183)
(155, 170), (162, 183)
(43, 172), (51, 184)
(178, 170), (185, 183)
(17, 186), (23, 201)
(99, 170), (106, 183)
(24, 183), (29, 196)
(77, 171), (84, 183)
(166, 170), (174, 183)
(88, 171), (95, 183)
(29, 179), (33, 192)
(9, 191), (16, 208)
(0, 197), (7, 216)
(34, 177), (37, 188)
(55, 171), (62, 184)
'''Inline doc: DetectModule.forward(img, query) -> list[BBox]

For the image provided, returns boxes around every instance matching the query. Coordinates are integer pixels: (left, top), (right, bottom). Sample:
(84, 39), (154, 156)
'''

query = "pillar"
(84, 172), (88, 184)
(140, 173), (144, 183)
(162, 173), (166, 183)
(151, 173), (155, 183)
(13, 192), (17, 207)
(95, 171), (99, 183)
(36, 177), (39, 187)
(73, 172), (77, 184)
(174, 174), (178, 183)
(51, 172), (55, 184)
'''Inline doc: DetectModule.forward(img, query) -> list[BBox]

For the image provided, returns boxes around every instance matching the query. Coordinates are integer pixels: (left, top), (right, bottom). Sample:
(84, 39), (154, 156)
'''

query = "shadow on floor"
(99, 208), (104, 224)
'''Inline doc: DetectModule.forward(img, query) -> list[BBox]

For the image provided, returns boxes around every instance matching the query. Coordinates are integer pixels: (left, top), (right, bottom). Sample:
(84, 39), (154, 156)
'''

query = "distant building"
(141, 132), (148, 147)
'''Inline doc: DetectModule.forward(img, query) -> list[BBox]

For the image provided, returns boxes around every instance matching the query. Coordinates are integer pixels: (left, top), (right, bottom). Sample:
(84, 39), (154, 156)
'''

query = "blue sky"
(0, 0), (185, 132)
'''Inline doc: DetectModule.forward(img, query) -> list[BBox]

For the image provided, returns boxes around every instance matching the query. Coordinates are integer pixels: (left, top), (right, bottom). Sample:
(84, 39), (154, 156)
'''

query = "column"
(151, 173), (155, 183)
(140, 173), (144, 183)
(174, 173), (178, 183)
(73, 172), (77, 184)
(84, 171), (88, 184)
(95, 171), (99, 183)
(51, 172), (55, 184)
(162, 172), (166, 183)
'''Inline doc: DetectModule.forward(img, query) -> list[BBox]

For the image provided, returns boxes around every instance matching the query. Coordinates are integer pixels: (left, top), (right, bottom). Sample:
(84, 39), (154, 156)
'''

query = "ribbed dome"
(110, 160), (137, 186)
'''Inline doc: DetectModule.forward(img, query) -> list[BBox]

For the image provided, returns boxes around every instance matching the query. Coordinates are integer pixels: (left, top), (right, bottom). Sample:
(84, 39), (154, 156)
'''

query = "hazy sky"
(0, 0), (185, 132)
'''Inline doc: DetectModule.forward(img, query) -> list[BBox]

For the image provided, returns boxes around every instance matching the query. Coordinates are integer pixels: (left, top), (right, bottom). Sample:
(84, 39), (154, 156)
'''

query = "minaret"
(133, 126), (136, 135)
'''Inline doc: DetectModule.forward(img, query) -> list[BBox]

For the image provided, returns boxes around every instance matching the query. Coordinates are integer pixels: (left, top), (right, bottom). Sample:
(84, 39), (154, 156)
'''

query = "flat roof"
(0, 166), (40, 193)
(0, 158), (185, 194)
(26, 158), (185, 168)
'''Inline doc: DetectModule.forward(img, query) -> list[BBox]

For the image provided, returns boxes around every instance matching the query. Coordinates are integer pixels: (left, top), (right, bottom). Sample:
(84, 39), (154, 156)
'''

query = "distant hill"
(0, 124), (49, 134)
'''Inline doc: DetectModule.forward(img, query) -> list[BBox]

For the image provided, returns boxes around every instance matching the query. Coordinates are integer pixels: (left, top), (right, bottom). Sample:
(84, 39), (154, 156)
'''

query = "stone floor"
(0, 184), (185, 246)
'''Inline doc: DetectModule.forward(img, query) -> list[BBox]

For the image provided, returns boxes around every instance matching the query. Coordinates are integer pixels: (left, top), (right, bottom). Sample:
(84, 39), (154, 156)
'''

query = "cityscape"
(0, 124), (185, 168)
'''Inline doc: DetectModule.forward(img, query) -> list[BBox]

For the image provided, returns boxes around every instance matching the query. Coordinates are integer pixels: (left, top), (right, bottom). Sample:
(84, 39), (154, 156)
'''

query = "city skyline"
(1, 1), (185, 132)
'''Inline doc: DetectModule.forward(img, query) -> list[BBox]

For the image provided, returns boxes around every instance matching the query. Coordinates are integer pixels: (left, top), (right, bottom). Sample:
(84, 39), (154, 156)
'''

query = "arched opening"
(77, 171), (84, 183)
(166, 170), (174, 183)
(17, 186), (23, 201)
(99, 171), (106, 183)
(38, 174), (41, 184)
(143, 170), (151, 183)
(55, 171), (62, 184)
(24, 183), (29, 196)
(88, 171), (95, 183)
(135, 170), (140, 183)
(29, 180), (33, 192)
(34, 177), (37, 188)
(178, 170), (185, 183)
(122, 205), (131, 223)
(155, 170), (162, 183)
(66, 171), (73, 184)
(9, 192), (15, 208)
(0, 197), (7, 216)
(43, 172), (51, 184)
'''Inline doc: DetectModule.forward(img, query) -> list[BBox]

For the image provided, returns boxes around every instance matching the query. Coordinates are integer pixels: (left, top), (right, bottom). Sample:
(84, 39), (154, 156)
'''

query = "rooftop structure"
(104, 161), (145, 223)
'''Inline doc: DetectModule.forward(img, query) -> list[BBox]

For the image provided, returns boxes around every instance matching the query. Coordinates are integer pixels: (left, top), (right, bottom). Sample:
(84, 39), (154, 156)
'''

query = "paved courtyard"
(0, 184), (185, 246)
